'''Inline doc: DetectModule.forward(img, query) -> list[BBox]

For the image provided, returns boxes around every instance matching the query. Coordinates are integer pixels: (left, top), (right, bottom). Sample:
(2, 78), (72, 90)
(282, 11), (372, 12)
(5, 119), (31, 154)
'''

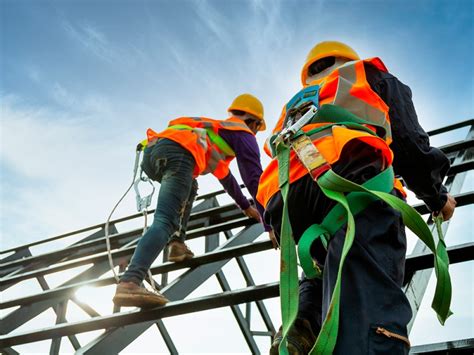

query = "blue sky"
(1, 0), (473, 353)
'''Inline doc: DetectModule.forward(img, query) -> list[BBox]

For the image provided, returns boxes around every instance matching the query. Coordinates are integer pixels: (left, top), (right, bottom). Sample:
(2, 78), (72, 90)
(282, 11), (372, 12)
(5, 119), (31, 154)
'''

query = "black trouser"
(265, 141), (412, 354)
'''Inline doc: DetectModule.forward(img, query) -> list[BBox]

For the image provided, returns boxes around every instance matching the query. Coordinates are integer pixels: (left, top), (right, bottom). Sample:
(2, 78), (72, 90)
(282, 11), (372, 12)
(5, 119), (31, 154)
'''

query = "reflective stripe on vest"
(147, 116), (252, 179)
(257, 57), (400, 208)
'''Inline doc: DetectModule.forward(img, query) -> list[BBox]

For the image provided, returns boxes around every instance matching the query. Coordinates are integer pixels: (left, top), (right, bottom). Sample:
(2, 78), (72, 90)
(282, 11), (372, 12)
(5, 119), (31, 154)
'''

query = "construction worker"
(257, 41), (456, 354)
(113, 94), (271, 308)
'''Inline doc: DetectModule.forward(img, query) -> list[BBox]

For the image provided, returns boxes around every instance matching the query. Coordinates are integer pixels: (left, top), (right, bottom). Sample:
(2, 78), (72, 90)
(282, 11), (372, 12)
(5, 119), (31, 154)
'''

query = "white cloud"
(0, 94), (137, 246)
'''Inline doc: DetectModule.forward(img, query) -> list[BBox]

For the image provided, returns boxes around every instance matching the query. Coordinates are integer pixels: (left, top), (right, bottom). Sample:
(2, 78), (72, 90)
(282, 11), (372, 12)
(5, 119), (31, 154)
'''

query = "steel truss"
(1, 119), (473, 354)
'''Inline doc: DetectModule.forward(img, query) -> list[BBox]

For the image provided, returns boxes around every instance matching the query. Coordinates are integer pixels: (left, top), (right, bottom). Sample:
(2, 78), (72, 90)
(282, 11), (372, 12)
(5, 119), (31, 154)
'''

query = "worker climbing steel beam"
(256, 41), (457, 354)
(112, 94), (272, 308)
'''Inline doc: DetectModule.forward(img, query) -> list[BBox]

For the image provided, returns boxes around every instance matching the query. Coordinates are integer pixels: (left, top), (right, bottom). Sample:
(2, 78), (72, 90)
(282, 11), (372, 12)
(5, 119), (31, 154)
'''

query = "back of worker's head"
(301, 41), (360, 86)
(228, 93), (266, 133)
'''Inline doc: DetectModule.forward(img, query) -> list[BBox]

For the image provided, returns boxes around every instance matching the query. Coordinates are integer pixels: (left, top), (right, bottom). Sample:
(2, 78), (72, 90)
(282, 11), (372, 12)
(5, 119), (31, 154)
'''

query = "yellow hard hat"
(301, 41), (360, 85)
(228, 93), (266, 131)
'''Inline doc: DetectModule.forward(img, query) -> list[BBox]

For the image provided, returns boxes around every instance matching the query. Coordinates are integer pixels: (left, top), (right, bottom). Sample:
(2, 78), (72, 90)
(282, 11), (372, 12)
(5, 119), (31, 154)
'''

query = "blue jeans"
(121, 139), (198, 284)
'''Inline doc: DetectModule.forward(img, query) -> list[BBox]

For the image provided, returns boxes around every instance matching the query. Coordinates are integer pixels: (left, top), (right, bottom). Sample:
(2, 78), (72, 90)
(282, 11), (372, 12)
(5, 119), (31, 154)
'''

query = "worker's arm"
(218, 172), (251, 211)
(219, 130), (272, 231)
(365, 64), (451, 213)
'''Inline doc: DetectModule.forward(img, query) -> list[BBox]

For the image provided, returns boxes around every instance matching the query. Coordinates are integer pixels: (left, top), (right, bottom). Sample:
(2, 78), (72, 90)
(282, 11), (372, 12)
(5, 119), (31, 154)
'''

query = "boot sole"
(168, 254), (194, 262)
(113, 294), (169, 308)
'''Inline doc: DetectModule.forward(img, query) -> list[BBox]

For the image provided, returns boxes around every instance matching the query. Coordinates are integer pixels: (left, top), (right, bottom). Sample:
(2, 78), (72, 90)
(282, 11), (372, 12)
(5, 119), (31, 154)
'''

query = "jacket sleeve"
(233, 132), (272, 231)
(219, 173), (251, 210)
(366, 65), (450, 211)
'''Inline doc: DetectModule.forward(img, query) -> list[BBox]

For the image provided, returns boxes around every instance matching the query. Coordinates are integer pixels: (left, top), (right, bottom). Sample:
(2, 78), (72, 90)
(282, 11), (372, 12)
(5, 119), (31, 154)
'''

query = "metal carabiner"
(133, 169), (155, 212)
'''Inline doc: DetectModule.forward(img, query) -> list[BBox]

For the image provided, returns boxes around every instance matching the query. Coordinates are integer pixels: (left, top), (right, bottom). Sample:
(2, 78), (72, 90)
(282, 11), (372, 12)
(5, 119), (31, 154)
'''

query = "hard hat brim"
(227, 106), (266, 131)
(301, 50), (360, 86)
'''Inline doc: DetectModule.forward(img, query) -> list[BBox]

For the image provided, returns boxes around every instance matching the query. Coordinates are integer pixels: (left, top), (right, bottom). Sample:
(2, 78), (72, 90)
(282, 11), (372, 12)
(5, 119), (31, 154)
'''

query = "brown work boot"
(168, 240), (194, 262)
(269, 318), (316, 355)
(112, 281), (169, 308)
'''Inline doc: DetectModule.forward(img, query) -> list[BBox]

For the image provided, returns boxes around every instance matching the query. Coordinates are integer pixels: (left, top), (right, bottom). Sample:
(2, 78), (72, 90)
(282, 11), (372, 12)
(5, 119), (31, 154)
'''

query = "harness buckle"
(275, 104), (319, 145)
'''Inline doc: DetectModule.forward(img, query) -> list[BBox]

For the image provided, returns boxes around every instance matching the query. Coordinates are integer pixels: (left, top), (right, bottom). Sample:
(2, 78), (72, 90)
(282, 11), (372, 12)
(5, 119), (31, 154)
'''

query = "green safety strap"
(310, 173), (357, 354)
(309, 169), (452, 354)
(298, 167), (394, 280)
(298, 224), (328, 279)
(312, 104), (387, 138)
(167, 124), (236, 157)
(275, 116), (452, 354)
(305, 121), (377, 138)
(276, 142), (299, 355)
(275, 123), (380, 353)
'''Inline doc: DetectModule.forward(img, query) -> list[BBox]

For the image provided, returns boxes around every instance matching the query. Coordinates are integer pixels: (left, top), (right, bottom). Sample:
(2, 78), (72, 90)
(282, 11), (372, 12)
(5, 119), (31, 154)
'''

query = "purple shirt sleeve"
(218, 173), (251, 210)
(219, 130), (272, 231)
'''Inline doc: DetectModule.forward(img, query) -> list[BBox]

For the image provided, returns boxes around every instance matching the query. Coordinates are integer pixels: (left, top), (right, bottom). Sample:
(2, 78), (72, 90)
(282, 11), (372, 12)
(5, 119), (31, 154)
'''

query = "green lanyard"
(276, 139), (452, 354)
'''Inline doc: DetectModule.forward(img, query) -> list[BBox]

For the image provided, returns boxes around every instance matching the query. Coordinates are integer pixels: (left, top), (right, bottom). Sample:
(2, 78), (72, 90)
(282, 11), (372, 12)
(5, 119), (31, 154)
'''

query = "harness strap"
(308, 169), (452, 354)
(298, 166), (394, 280)
(311, 104), (387, 139)
(269, 114), (378, 158)
(298, 224), (328, 279)
(277, 143), (299, 355)
(275, 107), (452, 354)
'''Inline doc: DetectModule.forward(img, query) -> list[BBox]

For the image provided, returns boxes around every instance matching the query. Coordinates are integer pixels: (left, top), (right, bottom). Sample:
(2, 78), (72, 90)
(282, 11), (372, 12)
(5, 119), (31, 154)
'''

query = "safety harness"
(274, 86), (452, 354)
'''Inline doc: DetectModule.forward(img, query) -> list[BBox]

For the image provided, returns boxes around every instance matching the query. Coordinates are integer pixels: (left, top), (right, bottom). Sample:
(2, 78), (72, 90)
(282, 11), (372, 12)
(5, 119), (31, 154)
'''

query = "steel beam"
(1, 240), (273, 310)
(8, 187), (472, 288)
(447, 160), (474, 176)
(0, 217), (256, 287)
(1, 262), (114, 334)
(35, 276), (82, 352)
(206, 226), (260, 355)
(412, 191), (473, 216)
(0, 281), (279, 348)
(0, 249), (32, 273)
(75, 224), (264, 354)
(405, 125), (473, 332)
(0, 189), (236, 256)
(0, 242), (474, 352)
(216, 270), (260, 354)
(438, 138), (474, 154)
(427, 118), (473, 136)
(155, 321), (178, 355)
(50, 301), (68, 355)
(409, 338), (474, 354)
(223, 230), (276, 337)
(404, 242), (474, 285)
(0, 202), (241, 272)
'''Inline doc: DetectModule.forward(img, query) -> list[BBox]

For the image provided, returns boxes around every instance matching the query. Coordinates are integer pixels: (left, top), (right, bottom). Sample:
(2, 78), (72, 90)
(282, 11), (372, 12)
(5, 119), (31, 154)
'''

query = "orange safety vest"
(257, 57), (406, 208)
(147, 116), (254, 179)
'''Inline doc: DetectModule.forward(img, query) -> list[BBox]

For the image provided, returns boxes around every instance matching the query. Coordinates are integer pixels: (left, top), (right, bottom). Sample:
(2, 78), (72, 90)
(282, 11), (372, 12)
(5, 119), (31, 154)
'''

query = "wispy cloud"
(191, 0), (234, 49)
(49, 82), (113, 116)
(62, 20), (115, 64)
(60, 18), (143, 72)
